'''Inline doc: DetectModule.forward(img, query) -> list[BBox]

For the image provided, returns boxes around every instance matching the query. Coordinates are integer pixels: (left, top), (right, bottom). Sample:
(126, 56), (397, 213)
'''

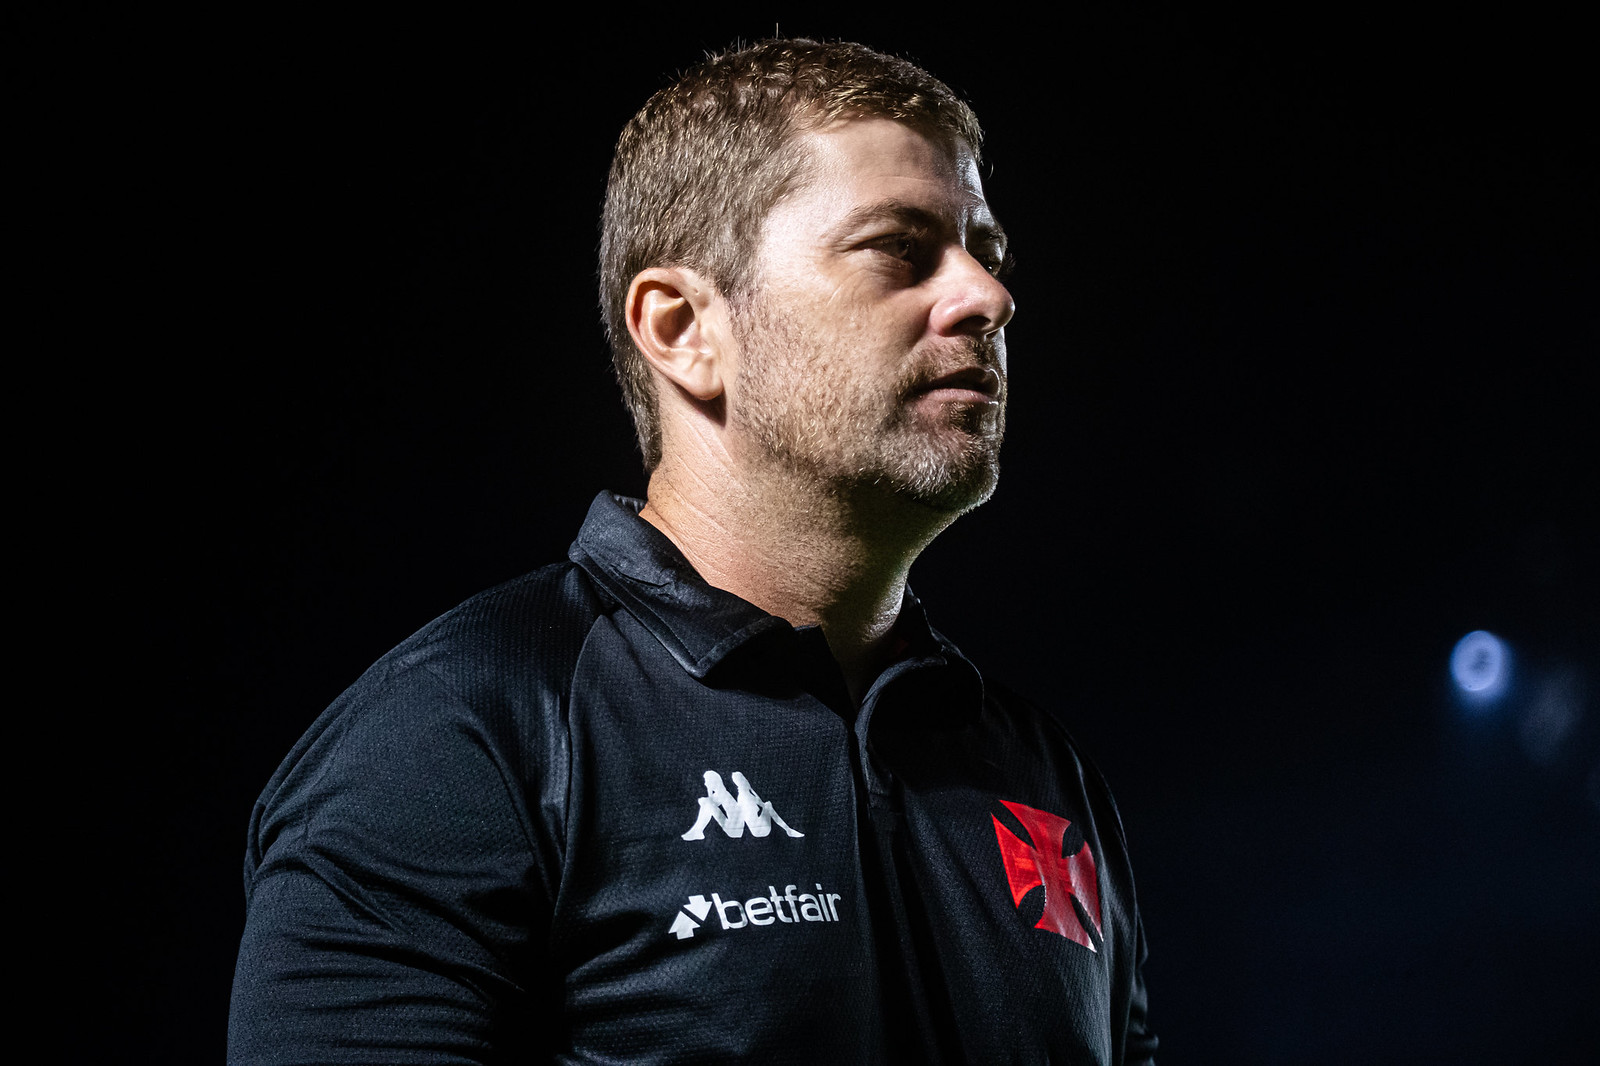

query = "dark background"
(69, 9), (1595, 1062)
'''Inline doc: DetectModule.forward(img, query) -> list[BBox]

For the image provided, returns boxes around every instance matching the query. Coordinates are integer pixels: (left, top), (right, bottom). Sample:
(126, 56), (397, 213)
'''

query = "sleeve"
(1121, 907), (1158, 1065)
(227, 662), (557, 1065)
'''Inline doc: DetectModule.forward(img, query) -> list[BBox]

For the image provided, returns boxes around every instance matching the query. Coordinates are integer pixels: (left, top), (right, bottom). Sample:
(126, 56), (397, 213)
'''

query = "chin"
(905, 466), (1000, 515)
(873, 436), (1002, 516)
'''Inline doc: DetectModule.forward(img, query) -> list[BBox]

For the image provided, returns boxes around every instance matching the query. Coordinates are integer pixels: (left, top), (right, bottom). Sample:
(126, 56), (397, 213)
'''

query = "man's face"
(725, 117), (1014, 514)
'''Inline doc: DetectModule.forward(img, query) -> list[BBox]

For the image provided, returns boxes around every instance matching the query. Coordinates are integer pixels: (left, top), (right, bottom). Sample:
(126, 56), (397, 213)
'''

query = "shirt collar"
(567, 491), (982, 723)
(567, 492), (788, 679)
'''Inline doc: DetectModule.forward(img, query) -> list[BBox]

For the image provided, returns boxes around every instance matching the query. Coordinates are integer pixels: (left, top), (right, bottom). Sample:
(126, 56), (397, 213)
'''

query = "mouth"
(910, 365), (1003, 405)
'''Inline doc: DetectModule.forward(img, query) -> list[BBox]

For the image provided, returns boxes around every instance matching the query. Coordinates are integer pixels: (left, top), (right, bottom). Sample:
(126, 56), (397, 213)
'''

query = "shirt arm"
(1121, 907), (1158, 1065)
(228, 663), (555, 1064)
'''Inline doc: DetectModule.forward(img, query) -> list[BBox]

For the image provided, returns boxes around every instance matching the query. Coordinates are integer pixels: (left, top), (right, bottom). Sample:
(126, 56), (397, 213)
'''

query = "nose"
(930, 247), (1015, 338)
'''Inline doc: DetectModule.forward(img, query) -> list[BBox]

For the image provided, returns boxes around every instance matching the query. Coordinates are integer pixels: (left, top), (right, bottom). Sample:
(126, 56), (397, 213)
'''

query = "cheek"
(835, 285), (928, 343)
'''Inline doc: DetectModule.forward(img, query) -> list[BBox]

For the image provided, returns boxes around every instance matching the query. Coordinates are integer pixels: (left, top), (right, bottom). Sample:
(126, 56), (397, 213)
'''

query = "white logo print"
(681, 770), (804, 841)
(667, 883), (845, 939)
(668, 895), (714, 940)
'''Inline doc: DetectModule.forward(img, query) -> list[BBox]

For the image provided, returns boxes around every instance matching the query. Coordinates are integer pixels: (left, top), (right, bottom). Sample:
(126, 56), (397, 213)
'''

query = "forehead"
(769, 117), (993, 231)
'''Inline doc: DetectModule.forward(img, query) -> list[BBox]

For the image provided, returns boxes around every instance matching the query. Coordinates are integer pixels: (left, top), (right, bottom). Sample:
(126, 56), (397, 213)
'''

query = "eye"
(973, 243), (1013, 280)
(869, 234), (920, 262)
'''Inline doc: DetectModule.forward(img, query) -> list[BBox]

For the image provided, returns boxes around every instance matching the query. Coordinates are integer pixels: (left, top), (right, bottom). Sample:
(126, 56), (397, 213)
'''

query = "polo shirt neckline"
(567, 491), (982, 725)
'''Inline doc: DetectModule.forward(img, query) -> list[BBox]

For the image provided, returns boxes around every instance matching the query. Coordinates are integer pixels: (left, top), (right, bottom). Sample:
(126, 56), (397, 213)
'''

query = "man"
(230, 39), (1156, 1064)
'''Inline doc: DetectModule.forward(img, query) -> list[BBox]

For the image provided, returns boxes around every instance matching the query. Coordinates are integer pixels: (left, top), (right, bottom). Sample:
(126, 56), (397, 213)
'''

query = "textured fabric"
(229, 493), (1157, 1064)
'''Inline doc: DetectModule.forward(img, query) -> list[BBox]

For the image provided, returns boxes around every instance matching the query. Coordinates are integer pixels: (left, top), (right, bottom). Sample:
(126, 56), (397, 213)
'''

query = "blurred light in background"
(1451, 630), (1511, 709)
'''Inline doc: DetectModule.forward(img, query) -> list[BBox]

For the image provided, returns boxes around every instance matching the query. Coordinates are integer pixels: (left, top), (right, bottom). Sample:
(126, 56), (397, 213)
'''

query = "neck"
(641, 453), (953, 703)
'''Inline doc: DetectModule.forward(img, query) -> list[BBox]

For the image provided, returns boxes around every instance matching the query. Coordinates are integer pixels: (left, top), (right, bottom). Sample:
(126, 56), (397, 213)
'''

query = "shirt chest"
(543, 625), (1126, 1064)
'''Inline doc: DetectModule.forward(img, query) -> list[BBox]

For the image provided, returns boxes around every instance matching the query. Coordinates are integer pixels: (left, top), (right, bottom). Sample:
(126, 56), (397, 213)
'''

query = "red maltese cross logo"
(991, 799), (1104, 951)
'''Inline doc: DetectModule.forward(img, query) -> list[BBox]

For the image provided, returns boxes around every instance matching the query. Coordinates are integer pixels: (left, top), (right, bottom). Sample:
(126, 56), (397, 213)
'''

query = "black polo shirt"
(229, 493), (1156, 1064)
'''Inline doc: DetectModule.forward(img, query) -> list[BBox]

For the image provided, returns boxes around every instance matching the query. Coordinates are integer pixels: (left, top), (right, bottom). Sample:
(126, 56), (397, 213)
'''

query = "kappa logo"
(681, 770), (804, 841)
(667, 882), (845, 940)
(991, 799), (1104, 952)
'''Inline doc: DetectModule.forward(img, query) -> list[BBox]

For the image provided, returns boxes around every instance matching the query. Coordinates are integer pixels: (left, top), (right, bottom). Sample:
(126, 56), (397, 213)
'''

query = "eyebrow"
(833, 197), (1009, 255)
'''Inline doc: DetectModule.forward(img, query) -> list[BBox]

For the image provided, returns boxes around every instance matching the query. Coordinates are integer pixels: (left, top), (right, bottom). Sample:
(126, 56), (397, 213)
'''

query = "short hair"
(599, 38), (985, 472)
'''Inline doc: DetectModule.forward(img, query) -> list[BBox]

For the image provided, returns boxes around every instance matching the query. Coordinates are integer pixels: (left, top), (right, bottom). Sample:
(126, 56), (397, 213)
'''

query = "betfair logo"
(681, 770), (804, 841)
(667, 882), (845, 940)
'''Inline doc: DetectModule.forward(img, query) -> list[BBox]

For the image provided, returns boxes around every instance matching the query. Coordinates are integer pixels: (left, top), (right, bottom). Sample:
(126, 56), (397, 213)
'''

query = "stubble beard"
(728, 293), (1006, 516)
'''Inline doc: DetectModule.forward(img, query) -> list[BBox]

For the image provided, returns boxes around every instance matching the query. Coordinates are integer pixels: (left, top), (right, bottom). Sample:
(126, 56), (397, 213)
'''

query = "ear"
(624, 266), (725, 402)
